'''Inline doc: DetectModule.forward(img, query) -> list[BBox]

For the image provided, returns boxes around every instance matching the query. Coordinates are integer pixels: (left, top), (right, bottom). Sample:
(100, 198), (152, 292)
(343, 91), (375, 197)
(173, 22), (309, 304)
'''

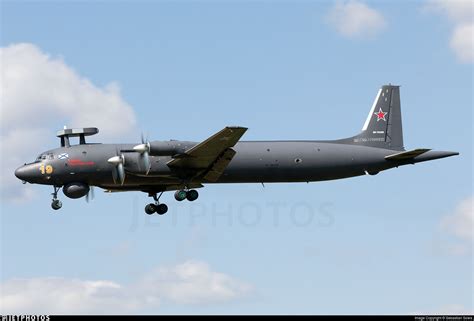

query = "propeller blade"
(117, 162), (125, 186)
(108, 153), (126, 185)
(133, 138), (151, 175)
(142, 151), (151, 175)
(112, 166), (118, 184)
(86, 186), (95, 203)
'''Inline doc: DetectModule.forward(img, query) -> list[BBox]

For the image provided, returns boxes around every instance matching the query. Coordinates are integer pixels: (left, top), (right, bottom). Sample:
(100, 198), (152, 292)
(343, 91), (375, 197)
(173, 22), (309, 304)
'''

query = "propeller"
(86, 186), (95, 203)
(133, 133), (151, 175)
(108, 152), (126, 185)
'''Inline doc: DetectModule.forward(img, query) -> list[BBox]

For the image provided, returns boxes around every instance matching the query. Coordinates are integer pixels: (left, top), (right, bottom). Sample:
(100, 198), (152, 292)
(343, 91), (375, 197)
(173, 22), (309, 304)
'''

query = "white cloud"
(426, 0), (473, 23)
(0, 278), (137, 315)
(425, 0), (474, 63)
(429, 238), (471, 257)
(326, 1), (387, 39)
(430, 196), (473, 257)
(138, 260), (253, 305)
(0, 43), (137, 201)
(0, 43), (136, 135)
(0, 261), (253, 315)
(441, 196), (473, 242)
(450, 23), (474, 63)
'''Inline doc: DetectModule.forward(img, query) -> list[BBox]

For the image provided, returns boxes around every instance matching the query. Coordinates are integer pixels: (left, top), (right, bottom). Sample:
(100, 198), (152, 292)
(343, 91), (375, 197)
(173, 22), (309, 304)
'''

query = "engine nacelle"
(149, 141), (194, 156)
(63, 183), (90, 199)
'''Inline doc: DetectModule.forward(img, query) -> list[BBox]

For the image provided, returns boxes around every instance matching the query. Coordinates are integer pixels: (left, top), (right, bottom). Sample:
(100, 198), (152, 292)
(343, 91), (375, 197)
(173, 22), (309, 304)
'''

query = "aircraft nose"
(15, 166), (28, 181)
(15, 164), (39, 182)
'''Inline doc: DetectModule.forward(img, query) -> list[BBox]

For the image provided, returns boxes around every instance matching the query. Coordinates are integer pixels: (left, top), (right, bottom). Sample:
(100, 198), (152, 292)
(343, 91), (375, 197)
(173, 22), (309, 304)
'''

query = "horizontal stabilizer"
(385, 149), (431, 161)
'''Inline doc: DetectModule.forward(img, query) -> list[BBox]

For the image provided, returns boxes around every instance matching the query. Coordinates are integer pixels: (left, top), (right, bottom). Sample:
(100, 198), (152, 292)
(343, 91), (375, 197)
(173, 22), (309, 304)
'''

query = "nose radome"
(15, 163), (45, 183)
(15, 164), (39, 182)
(15, 166), (27, 181)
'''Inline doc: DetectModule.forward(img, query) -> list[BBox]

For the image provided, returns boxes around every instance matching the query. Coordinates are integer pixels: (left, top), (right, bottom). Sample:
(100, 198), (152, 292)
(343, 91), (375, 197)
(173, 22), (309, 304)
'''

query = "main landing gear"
(145, 203), (168, 215)
(174, 189), (199, 202)
(51, 186), (63, 210)
(145, 192), (168, 216)
(144, 189), (199, 215)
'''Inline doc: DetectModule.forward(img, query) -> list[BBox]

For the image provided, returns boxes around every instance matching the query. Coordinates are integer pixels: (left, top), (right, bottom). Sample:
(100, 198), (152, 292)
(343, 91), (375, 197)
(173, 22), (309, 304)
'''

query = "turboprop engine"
(109, 138), (196, 185)
(128, 139), (194, 175)
(148, 141), (191, 156)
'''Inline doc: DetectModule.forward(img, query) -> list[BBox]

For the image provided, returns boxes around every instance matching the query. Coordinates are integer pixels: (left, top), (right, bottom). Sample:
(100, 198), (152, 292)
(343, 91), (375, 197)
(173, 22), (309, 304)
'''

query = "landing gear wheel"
(146, 192), (169, 216)
(174, 190), (187, 202)
(156, 204), (168, 215)
(51, 199), (62, 210)
(145, 204), (157, 215)
(51, 186), (62, 211)
(186, 190), (199, 202)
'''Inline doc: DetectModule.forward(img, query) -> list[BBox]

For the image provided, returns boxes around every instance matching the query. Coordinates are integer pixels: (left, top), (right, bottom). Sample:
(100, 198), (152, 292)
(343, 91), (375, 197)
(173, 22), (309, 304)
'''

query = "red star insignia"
(374, 108), (387, 121)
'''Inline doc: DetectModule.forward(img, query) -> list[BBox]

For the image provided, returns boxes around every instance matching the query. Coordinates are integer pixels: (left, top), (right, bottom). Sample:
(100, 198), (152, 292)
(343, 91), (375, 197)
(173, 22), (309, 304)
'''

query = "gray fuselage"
(20, 140), (409, 192)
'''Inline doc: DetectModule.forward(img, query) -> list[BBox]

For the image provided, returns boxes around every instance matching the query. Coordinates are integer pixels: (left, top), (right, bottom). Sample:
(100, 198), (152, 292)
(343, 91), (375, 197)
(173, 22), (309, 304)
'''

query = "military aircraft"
(15, 85), (458, 215)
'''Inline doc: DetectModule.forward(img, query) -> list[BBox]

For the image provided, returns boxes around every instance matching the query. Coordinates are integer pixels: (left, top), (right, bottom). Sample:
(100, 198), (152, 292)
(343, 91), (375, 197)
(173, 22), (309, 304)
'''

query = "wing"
(167, 126), (247, 179)
(385, 148), (431, 161)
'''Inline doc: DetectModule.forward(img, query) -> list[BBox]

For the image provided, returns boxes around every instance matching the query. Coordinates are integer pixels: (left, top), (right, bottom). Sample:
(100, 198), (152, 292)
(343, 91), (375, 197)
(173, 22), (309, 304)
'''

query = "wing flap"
(167, 126), (247, 169)
(203, 148), (236, 182)
(385, 148), (431, 161)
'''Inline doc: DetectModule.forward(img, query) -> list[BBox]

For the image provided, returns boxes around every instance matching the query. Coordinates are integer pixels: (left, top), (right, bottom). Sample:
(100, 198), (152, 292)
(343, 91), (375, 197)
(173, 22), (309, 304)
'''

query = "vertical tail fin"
(344, 85), (404, 150)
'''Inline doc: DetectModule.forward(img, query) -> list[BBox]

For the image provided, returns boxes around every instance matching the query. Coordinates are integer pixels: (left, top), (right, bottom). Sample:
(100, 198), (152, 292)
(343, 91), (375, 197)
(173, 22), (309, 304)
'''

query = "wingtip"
(227, 126), (249, 131)
(440, 151), (460, 157)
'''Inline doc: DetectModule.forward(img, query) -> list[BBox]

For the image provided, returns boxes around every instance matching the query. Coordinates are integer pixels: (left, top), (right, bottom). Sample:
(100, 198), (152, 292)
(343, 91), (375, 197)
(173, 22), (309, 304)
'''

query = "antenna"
(56, 127), (99, 147)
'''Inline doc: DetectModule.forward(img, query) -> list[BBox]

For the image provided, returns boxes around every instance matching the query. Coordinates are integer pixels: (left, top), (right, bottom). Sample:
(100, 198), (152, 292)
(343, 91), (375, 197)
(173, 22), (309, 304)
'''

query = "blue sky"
(1, 0), (472, 315)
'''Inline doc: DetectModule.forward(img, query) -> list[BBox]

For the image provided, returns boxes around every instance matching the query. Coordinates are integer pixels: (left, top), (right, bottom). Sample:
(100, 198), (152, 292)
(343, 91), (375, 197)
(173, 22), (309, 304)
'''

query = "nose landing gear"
(52, 199), (63, 210)
(145, 192), (168, 215)
(51, 186), (63, 210)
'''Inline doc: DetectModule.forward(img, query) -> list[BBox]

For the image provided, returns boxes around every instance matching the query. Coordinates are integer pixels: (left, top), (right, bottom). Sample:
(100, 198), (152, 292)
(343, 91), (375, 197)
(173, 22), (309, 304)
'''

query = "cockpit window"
(35, 153), (53, 162)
